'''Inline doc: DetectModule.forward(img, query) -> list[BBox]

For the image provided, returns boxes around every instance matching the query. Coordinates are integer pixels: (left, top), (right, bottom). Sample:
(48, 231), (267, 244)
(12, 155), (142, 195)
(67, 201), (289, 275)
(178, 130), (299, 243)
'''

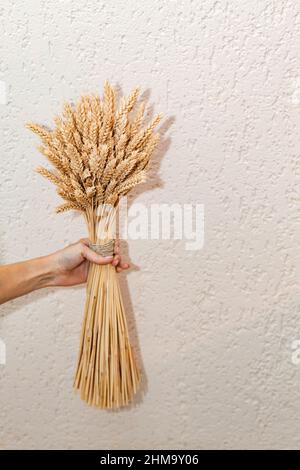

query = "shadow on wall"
(114, 93), (174, 410)
(0, 285), (57, 320)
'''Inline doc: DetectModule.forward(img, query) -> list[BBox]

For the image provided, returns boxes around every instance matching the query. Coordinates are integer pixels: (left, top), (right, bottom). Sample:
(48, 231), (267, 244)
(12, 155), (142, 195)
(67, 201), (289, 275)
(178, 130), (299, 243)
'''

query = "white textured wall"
(1, 0), (300, 450)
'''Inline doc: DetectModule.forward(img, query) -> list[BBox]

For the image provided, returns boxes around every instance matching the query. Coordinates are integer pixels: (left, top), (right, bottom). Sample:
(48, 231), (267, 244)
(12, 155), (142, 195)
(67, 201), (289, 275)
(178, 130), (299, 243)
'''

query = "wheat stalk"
(26, 81), (162, 409)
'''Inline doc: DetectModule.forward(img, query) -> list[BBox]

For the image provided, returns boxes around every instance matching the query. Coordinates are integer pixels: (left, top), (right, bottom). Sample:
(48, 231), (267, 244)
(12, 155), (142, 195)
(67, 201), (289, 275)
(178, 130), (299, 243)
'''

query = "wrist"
(29, 255), (56, 290)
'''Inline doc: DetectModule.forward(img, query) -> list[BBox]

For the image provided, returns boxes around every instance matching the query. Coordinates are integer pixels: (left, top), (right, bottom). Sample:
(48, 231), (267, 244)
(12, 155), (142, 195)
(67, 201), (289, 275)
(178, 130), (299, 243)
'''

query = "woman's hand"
(46, 238), (129, 287)
(0, 239), (129, 305)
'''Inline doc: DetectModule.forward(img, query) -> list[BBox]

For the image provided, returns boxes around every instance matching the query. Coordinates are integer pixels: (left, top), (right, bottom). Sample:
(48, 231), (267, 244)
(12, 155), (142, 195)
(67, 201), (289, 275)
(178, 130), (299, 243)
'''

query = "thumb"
(81, 244), (113, 265)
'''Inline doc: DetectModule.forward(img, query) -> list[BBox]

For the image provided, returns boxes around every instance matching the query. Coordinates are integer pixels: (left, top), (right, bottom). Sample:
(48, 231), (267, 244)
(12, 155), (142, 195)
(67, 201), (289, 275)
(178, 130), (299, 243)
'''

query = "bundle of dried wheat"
(27, 81), (162, 409)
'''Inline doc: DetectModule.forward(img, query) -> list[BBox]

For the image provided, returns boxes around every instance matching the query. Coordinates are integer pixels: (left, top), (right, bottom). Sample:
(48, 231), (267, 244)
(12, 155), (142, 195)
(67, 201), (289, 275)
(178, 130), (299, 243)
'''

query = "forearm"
(0, 256), (54, 305)
(0, 239), (123, 305)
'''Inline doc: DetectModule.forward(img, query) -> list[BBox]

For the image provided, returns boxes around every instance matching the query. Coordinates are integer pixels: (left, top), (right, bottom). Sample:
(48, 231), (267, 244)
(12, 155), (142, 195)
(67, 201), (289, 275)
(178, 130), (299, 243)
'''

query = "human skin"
(0, 238), (129, 305)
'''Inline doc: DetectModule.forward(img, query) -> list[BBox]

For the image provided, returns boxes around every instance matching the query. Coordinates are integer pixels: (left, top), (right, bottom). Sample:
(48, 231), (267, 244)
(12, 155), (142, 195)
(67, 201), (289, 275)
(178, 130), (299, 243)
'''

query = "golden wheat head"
(26, 81), (162, 213)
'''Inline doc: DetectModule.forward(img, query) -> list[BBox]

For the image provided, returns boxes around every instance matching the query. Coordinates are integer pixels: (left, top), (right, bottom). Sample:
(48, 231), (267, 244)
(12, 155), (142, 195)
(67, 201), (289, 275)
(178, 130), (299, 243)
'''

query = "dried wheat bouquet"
(26, 81), (162, 409)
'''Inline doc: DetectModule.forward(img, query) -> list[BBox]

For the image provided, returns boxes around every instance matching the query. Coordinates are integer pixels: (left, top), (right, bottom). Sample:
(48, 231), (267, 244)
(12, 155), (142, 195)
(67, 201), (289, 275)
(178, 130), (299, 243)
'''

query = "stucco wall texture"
(0, 0), (300, 450)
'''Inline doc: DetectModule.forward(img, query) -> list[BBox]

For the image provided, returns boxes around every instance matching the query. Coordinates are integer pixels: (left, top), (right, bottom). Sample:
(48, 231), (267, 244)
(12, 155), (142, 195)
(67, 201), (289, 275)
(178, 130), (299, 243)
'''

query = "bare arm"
(0, 256), (54, 305)
(0, 239), (128, 305)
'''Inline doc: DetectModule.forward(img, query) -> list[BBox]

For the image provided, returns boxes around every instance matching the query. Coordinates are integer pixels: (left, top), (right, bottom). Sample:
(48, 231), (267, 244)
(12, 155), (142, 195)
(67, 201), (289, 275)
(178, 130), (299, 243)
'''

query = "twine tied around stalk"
(89, 239), (115, 258)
